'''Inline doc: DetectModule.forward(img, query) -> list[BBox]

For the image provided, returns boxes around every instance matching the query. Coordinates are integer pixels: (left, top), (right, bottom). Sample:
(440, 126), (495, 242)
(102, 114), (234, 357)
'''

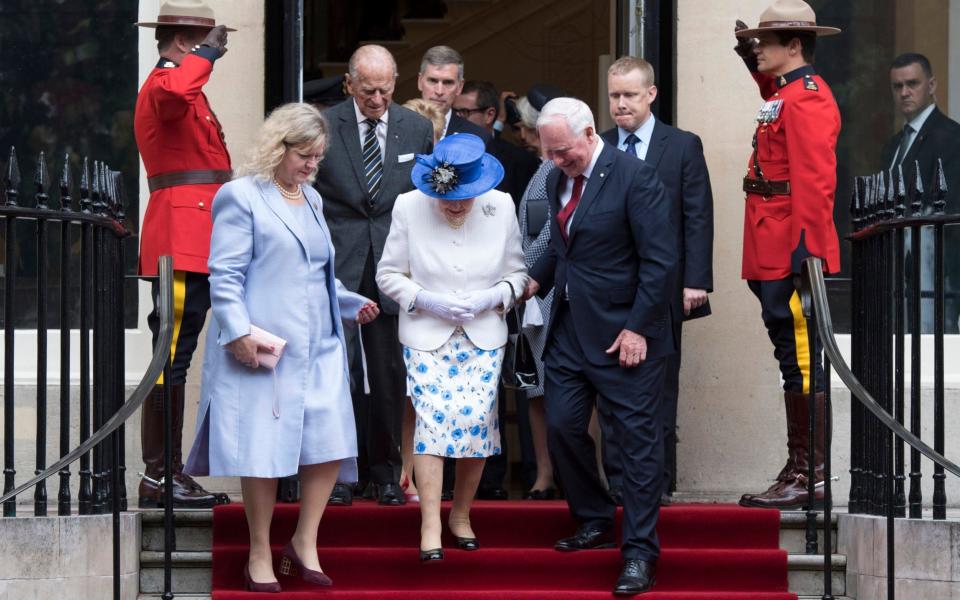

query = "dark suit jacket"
(601, 121), (714, 327)
(314, 99), (434, 313)
(488, 136), (540, 211)
(881, 106), (960, 214)
(446, 113), (492, 144)
(529, 142), (679, 365)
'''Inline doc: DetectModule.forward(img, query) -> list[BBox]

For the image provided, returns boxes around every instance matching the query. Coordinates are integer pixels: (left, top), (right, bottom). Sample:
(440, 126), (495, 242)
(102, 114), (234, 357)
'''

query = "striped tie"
(362, 118), (383, 203)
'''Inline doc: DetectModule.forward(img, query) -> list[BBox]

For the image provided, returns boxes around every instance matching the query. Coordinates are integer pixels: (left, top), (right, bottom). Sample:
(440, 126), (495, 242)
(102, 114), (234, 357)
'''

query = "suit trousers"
(601, 335), (680, 497)
(350, 252), (405, 484)
(544, 302), (665, 562)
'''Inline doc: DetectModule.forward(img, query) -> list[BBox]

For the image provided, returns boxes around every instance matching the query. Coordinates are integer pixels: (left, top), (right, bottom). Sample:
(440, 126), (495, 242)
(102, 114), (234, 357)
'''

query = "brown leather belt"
(147, 169), (232, 193)
(743, 177), (790, 197)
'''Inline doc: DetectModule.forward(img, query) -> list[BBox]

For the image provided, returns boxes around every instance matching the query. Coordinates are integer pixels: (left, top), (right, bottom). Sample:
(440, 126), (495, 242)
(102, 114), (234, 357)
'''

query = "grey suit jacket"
(314, 99), (434, 313)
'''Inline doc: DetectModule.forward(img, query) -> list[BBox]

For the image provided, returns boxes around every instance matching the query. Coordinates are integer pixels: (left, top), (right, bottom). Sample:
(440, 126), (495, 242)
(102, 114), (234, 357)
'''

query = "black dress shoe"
(660, 492), (673, 506)
(476, 486), (508, 500)
(613, 559), (656, 596)
(454, 536), (480, 551)
(328, 483), (353, 506)
(419, 547), (444, 562)
(523, 488), (556, 500)
(376, 482), (406, 505)
(554, 526), (616, 551)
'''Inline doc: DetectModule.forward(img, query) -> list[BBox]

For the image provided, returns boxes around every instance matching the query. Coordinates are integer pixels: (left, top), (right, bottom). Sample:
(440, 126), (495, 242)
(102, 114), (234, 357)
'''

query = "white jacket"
(376, 188), (527, 351)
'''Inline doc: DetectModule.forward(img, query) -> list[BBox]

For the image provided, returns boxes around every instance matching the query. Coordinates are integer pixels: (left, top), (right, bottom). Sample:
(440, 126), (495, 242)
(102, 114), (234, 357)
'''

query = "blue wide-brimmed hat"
(411, 133), (504, 201)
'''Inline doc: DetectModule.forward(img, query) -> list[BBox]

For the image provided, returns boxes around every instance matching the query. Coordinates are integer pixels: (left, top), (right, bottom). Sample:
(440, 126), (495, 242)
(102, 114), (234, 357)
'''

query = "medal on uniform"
(754, 99), (784, 124)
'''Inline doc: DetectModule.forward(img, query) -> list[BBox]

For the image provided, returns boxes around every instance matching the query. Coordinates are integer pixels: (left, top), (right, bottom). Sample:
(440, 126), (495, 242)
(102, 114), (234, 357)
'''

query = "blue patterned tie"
(362, 118), (383, 203)
(624, 133), (639, 158)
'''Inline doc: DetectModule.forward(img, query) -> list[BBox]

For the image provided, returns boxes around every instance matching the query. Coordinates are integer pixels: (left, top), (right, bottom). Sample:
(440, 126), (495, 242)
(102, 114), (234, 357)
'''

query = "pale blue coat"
(184, 176), (365, 479)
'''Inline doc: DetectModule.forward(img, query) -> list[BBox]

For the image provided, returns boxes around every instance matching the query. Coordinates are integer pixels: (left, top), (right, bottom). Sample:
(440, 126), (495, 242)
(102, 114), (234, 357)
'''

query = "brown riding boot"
(740, 391), (828, 510)
(138, 384), (218, 509)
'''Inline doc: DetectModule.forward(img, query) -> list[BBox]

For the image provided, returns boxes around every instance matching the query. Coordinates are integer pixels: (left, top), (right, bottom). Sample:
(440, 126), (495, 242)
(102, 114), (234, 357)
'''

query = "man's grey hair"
(419, 45), (464, 81)
(537, 97), (596, 137)
(348, 44), (398, 80)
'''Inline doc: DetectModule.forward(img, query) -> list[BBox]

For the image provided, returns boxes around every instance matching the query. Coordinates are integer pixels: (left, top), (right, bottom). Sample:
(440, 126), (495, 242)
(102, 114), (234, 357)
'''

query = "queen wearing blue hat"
(377, 133), (527, 561)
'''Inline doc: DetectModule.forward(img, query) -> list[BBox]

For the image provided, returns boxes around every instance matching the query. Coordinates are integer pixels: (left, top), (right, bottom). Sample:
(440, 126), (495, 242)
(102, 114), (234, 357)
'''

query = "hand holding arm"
(414, 290), (475, 323)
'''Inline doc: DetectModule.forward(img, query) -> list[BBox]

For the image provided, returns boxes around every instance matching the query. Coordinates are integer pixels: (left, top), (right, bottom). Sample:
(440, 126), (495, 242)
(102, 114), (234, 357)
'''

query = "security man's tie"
(624, 133), (640, 158)
(362, 118), (383, 203)
(894, 123), (913, 167)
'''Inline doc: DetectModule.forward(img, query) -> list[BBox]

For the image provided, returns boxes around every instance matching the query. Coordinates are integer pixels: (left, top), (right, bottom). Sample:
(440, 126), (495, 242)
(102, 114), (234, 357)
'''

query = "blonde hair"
(403, 98), (445, 143)
(608, 56), (656, 87)
(236, 103), (328, 182)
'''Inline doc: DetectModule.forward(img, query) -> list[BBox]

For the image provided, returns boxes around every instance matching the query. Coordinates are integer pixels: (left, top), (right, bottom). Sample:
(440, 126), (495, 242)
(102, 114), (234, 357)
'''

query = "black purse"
(500, 281), (539, 391)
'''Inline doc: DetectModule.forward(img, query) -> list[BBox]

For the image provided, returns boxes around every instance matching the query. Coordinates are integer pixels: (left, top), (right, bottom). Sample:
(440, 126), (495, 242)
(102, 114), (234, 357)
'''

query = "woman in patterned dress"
(377, 133), (527, 561)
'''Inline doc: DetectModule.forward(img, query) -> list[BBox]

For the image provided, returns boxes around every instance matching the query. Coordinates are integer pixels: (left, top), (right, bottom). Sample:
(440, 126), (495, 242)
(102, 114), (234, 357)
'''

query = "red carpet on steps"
(211, 501), (796, 599)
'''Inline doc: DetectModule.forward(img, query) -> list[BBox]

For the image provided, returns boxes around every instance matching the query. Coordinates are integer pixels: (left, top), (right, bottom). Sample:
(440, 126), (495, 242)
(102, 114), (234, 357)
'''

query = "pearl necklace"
(444, 213), (467, 229)
(273, 176), (302, 200)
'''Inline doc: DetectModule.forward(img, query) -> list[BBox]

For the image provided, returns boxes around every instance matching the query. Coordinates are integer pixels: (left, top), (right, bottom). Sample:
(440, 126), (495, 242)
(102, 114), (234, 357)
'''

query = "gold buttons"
(198, 202), (205, 208)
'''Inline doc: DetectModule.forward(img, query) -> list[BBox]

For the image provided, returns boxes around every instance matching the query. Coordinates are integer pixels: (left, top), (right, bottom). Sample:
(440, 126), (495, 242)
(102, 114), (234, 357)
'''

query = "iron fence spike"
(35, 151), (50, 209)
(5, 146), (21, 206)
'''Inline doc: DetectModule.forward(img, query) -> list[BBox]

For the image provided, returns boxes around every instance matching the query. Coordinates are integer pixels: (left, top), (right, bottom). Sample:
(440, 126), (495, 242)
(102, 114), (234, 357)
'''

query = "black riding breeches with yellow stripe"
(148, 270), (211, 386)
(748, 277), (824, 394)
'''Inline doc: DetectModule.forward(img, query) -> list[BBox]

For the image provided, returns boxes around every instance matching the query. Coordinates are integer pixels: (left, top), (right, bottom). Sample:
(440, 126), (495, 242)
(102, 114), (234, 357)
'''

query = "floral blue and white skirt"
(404, 329), (502, 458)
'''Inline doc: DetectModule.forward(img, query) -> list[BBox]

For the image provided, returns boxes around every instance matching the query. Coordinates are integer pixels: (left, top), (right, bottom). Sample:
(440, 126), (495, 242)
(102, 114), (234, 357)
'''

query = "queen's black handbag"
(500, 281), (539, 391)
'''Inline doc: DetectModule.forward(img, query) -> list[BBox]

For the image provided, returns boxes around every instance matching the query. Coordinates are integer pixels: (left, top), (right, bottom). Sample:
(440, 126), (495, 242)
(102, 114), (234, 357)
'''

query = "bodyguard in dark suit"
(314, 44), (434, 505)
(417, 45), (491, 143)
(527, 98), (678, 596)
(599, 57), (714, 504)
(882, 53), (960, 333)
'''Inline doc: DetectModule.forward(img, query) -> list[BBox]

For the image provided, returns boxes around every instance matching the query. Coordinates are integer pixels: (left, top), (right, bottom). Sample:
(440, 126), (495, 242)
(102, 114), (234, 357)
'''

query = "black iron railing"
(0, 146), (176, 600)
(797, 158), (960, 600)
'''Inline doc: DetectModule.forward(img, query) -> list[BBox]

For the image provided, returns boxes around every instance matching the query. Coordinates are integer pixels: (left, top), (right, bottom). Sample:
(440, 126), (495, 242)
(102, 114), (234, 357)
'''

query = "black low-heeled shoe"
(454, 536), (480, 551)
(419, 547), (444, 562)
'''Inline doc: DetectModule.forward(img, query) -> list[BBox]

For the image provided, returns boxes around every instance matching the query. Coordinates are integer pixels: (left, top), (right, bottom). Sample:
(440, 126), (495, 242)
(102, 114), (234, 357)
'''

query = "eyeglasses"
(453, 106), (492, 117)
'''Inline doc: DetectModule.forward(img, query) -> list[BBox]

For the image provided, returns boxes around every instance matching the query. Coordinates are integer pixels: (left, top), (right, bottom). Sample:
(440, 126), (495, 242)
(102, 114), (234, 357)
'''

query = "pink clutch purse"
(249, 325), (287, 370)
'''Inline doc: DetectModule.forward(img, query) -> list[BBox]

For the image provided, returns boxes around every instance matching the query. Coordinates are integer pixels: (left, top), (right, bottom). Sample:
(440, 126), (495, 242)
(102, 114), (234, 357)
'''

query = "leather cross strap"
(743, 177), (791, 197)
(148, 169), (233, 193)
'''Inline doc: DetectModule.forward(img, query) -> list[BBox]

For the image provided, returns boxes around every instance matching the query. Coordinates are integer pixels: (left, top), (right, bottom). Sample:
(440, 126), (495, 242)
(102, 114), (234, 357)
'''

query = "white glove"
(414, 290), (475, 323)
(460, 285), (506, 315)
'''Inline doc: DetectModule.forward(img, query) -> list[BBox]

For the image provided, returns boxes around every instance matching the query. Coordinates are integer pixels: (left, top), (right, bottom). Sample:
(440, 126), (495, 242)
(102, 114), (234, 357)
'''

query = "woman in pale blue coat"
(184, 103), (379, 593)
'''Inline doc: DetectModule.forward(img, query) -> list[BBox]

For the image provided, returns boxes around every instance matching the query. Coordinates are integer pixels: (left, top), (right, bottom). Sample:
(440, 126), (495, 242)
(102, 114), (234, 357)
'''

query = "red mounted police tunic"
(741, 65), (841, 281)
(135, 53), (231, 276)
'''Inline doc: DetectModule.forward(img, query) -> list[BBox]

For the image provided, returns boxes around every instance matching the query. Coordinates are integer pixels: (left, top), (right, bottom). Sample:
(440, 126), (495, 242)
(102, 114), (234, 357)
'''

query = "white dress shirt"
(617, 114), (656, 160)
(353, 100), (388, 154)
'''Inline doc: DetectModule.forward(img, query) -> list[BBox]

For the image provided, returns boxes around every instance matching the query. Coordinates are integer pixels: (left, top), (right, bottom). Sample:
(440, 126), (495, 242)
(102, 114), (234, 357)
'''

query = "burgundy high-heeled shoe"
(279, 541), (333, 586)
(244, 564), (281, 593)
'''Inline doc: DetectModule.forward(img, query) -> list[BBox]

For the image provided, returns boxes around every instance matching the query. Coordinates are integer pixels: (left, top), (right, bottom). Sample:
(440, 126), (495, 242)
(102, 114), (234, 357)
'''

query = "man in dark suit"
(417, 45), (491, 143)
(881, 52), (960, 333)
(453, 80), (540, 211)
(598, 57), (714, 505)
(314, 44), (434, 505)
(526, 97), (678, 596)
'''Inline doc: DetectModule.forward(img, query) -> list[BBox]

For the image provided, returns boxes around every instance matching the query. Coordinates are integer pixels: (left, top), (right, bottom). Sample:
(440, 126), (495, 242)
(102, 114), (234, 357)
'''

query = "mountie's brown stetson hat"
(736, 0), (840, 38)
(134, 0), (236, 31)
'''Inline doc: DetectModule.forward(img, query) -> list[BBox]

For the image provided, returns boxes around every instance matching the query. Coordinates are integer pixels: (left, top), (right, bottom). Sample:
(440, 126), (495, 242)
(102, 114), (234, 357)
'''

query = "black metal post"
(893, 166), (906, 518)
(78, 158), (93, 515)
(112, 175), (128, 511)
(805, 311), (818, 554)
(931, 159), (947, 520)
(34, 152), (51, 516)
(3, 147), (21, 517)
(848, 177), (864, 514)
(58, 155), (73, 516)
(907, 165), (923, 519)
(822, 354), (833, 600)
(163, 358), (175, 600)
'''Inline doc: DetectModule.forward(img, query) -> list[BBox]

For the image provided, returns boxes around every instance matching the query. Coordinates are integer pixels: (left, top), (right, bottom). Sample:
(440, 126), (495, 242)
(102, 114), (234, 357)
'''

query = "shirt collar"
(617, 114), (656, 150)
(777, 65), (816, 88)
(582, 138), (605, 179)
(353, 99), (390, 126)
(156, 57), (177, 68)
(906, 103), (936, 133)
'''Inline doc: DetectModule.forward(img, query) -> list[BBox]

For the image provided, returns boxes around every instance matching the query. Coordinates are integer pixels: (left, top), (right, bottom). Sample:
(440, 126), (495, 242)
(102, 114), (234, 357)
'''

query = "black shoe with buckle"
(376, 482), (406, 505)
(613, 559), (656, 596)
(554, 525), (616, 551)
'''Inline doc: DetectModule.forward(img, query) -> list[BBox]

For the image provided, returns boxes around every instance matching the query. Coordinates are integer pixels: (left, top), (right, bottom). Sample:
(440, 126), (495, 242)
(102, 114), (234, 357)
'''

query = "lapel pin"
(482, 204), (496, 216)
